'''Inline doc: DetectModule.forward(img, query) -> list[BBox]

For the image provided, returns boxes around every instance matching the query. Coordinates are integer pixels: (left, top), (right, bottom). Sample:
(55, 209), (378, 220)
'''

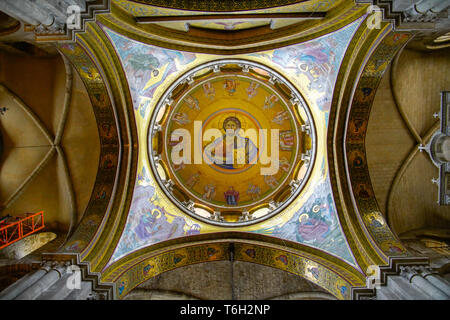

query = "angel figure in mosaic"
(264, 175), (278, 189)
(173, 112), (191, 125)
(246, 81), (259, 100)
(263, 94), (279, 110)
(202, 184), (216, 201)
(203, 82), (215, 100)
(272, 110), (289, 125)
(247, 183), (261, 200)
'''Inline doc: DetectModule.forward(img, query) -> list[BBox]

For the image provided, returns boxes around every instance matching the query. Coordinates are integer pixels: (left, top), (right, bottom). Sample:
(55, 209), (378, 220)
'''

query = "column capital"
(0, 0), (110, 41)
(399, 266), (420, 282)
(40, 261), (53, 272)
(418, 265), (439, 277)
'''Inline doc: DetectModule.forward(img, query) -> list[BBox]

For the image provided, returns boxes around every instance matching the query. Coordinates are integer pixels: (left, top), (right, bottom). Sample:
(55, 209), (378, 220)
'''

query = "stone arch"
(102, 233), (365, 300)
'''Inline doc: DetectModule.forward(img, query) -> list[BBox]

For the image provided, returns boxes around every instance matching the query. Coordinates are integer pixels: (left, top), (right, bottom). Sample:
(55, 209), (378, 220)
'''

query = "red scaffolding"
(0, 211), (45, 250)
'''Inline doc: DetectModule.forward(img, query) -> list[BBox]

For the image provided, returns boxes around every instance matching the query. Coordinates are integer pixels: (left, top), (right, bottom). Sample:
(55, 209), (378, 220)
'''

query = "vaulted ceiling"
(367, 47), (450, 238)
(0, 0), (449, 300)
(0, 50), (99, 239)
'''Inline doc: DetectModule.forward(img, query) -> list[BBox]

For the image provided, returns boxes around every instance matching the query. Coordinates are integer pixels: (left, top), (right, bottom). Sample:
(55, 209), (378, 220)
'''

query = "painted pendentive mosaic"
(104, 17), (364, 267)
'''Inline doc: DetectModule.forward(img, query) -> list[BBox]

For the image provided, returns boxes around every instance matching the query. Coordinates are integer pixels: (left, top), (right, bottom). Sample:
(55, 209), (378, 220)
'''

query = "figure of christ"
(203, 116), (258, 170)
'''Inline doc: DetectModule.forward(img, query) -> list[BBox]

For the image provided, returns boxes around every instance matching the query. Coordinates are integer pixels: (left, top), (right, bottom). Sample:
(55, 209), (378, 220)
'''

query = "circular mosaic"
(149, 60), (316, 226)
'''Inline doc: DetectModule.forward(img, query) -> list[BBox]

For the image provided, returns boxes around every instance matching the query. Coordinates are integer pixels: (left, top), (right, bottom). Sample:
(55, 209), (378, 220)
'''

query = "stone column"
(14, 262), (68, 300)
(415, 0), (445, 13)
(419, 266), (450, 296)
(0, 0), (90, 34)
(383, 275), (432, 299)
(430, 0), (450, 13)
(402, 0), (450, 22)
(65, 280), (93, 300)
(400, 266), (449, 300)
(0, 0), (54, 26)
(34, 273), (73, 300)
(0, 262), (51, 300)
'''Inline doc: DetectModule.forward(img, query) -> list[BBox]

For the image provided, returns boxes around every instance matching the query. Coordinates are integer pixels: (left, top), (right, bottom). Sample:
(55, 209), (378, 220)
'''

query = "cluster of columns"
(0, 261), (94, 300)
(376, 265), (450, 300)
(0, 0), (87, 34)
(399, 0), (450, 22)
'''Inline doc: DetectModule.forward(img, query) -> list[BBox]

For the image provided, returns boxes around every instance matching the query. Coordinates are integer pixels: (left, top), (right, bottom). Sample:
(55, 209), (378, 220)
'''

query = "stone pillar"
(400, 266), (449, 300)
(14, 262), (68, 300)
(65, 279), (93, 300)
(419, 266), (450, 296)
(353, 259), (450, 300)
(392, 1), (420, 12)
(402, 0), (450, 22)
(415, 0), (445, 13)
(430, 0), (450, 13)
(34, 273), (74, 300)
(0, 0), (92, 34)
(0, 262), (51, 300)
(0, 1), (39, 25)
(0, 0), (54, 26)
(385, 275), (432, 299)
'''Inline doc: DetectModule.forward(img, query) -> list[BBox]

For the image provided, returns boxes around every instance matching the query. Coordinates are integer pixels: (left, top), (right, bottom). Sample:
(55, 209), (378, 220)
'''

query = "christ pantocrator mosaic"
(149, 60), (316, 225)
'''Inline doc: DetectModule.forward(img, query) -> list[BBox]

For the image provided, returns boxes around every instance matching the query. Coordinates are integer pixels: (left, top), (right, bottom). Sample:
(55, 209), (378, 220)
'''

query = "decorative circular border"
(148, 59), (317, 227)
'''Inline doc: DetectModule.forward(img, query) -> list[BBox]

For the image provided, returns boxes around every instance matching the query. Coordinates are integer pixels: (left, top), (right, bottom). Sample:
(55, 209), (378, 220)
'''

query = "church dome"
(148, 60), (316, 225)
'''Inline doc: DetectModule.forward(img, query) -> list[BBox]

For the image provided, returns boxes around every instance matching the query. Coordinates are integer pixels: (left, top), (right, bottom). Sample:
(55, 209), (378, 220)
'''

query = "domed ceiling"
(104, 16), (364, 267)
(149, 60), (315, 225)
(3, 0), (443, 301)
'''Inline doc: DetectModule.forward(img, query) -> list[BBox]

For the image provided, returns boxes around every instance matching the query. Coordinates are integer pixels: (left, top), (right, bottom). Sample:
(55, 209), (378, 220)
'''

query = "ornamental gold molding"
(56, 40), (122, 257)
(344, 30), (413, 258)
(72, 22), (139, 274)
(51, 19), (138, 278)
(327, 20), (394, 274)
(328, 18), (415, 274)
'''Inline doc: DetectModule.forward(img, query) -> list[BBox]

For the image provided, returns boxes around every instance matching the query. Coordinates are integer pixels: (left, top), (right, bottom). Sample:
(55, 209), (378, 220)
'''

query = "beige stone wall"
(366, 47), (450, 237)
(0, 51), (100, 233)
